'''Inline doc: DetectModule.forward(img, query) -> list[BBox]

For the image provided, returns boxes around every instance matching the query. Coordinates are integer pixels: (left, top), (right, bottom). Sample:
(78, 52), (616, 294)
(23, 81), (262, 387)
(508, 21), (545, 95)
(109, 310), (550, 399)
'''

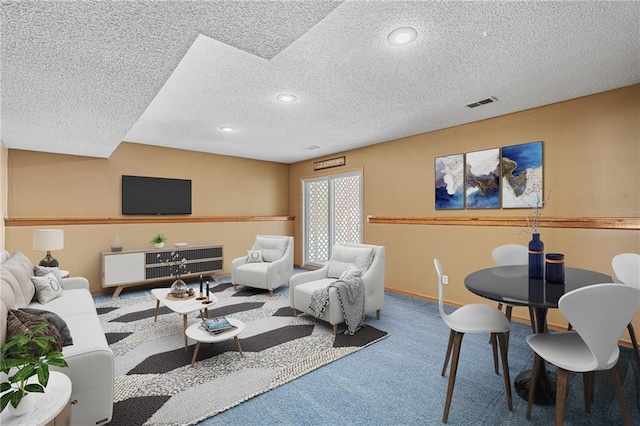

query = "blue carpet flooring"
(97, 276), (640, 425)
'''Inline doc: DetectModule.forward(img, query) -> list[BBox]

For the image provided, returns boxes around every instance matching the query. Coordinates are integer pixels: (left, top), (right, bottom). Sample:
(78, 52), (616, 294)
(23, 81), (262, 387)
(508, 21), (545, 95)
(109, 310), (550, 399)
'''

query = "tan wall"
(7, 142), (289, 218)
(0, 141), (7, 251)
(289, 84), (640, 337)
(5, 142), (292, 294)
(4, 86), (639, 341)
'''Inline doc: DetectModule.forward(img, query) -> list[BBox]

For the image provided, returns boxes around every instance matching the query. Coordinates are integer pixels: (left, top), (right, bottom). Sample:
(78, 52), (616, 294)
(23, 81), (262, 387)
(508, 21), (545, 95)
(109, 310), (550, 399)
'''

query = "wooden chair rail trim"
(4, 216), (295, 226)
(368, 216), (639, 230)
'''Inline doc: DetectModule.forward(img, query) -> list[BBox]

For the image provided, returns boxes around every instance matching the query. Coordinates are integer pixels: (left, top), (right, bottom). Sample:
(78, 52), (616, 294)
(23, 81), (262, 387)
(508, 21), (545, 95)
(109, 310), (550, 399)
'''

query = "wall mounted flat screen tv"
(122, 175), (192, 215)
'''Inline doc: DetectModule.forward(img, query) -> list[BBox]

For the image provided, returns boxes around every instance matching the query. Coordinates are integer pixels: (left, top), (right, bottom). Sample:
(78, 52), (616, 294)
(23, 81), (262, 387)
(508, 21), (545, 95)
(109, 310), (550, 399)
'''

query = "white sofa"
(231, 235), (294, 296)
(289, 243), (386, 334)
(0, 250), (114, 425)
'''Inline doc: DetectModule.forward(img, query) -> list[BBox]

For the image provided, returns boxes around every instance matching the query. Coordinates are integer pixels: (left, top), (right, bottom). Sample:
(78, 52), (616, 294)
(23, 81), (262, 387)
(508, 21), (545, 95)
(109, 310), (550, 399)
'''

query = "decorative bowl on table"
(170, 279), (191, 297)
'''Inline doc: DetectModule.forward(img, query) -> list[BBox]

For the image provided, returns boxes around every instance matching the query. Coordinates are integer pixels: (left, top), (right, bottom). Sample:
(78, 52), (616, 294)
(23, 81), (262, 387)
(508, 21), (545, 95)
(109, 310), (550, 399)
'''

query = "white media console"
(100, 244), (223, 297)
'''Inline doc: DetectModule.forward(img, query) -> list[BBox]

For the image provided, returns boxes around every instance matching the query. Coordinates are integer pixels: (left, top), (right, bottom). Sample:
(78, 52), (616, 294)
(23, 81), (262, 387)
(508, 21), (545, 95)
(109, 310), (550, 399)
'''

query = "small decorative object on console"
(111, 234), (123, 252)
(150, 233), (167, 249)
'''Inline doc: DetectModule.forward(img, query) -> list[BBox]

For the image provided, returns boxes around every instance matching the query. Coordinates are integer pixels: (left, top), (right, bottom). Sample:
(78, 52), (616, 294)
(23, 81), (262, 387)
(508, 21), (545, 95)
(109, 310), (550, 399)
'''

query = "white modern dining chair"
(526, 283), (639, 426)
(434, 258), (512, 423)
(491, 244), (536, 331)
(612, 252), (640, 365)
(489, 244), (535, 374)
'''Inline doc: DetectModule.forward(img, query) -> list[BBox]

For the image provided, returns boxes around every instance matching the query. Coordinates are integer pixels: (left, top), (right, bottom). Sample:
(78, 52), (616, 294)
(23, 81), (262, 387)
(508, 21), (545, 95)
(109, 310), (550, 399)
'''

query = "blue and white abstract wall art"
(501, 141), (544, 208)
(435, 153), (464, 209)
(465, 148), (501, 209)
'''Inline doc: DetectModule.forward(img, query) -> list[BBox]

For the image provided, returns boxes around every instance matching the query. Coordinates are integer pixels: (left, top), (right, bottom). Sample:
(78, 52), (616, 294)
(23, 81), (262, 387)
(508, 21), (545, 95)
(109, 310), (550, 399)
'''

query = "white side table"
(185, 317), (246, 366)
(0, 371), (72, 426)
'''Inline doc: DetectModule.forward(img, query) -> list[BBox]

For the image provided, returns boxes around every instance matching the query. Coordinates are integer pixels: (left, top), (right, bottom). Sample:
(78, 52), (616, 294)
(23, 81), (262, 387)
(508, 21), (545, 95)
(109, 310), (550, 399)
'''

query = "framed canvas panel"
(435, 153), (464, 210)
(465, 148), (500, 209)
(501, 141), (544, 208)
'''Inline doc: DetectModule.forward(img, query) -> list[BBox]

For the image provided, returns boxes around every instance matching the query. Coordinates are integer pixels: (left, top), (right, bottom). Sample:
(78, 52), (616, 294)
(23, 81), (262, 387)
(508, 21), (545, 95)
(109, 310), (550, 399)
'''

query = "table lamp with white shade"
(33, 229), (64, 267)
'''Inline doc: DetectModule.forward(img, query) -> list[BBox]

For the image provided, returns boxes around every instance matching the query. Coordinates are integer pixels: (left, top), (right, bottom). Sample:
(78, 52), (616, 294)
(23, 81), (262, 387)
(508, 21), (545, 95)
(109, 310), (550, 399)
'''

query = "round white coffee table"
(185, 317), (246, 367)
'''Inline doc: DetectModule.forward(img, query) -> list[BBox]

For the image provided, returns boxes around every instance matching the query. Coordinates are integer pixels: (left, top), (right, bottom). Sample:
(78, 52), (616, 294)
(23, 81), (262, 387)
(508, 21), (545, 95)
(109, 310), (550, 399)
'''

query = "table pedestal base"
(515, 369), (556, 405)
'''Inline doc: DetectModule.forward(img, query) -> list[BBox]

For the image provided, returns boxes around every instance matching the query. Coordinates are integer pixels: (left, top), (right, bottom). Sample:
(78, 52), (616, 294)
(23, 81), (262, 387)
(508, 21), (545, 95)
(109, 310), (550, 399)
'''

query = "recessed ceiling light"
(276, 94), (297, 103)
(219, 126), (234, 132)
(387, 27), (418, 46)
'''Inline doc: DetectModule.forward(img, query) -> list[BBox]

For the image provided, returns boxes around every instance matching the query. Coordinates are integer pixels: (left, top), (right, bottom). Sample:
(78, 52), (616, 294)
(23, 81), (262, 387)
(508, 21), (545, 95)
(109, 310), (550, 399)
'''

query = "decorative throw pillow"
(246, 249), (264, 263)
(328, 260), (351, 279)
(2, 250), (36, 306)
(6, 309), (63, 355)
(328, 245), (375, 278)
(339, 265), (363, 281)
(254, 237), (289, 262)
(21, 308), (73, 347)
(31, 273), (63, 304)
(34, 265), (64, 283)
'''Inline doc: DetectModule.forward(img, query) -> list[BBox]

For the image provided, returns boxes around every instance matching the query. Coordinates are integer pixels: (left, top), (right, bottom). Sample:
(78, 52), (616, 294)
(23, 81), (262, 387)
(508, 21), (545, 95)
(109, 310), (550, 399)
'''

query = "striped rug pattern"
(97, 283), (388, 426)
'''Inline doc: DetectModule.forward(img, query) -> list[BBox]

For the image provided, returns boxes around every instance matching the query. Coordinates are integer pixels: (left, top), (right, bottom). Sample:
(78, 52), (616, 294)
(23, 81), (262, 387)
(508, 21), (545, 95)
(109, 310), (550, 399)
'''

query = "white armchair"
(289, 243), (385, 335)
(231, 235), (294, 296)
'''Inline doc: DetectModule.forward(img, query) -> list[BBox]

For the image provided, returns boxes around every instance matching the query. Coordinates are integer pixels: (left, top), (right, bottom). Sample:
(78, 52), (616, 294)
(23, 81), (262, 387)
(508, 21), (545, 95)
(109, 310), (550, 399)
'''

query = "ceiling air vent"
(304, 145), (320, 150)
(465, 96), (498, 109)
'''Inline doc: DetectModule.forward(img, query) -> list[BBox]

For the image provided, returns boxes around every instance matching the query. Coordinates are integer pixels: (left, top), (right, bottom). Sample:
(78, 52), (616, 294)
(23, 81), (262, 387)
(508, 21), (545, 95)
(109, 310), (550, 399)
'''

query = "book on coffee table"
(201, 317), (236, 334)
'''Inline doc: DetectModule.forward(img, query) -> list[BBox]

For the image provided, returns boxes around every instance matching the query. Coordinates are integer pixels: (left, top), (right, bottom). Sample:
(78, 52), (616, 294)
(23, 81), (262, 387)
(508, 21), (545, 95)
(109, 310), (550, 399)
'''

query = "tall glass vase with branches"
(521, 184), (552, 279)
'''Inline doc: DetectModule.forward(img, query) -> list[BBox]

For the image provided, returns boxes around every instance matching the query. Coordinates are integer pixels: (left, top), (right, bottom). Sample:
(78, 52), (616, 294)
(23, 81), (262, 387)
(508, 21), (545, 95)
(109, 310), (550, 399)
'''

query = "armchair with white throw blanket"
(290, 243), (385, 335)
(231, 235), (294, 296)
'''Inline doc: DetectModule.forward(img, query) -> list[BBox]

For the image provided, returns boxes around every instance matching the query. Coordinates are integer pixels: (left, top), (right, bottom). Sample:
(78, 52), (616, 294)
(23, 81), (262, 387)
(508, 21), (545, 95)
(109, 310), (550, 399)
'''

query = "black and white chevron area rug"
(97, 283), (388, 426)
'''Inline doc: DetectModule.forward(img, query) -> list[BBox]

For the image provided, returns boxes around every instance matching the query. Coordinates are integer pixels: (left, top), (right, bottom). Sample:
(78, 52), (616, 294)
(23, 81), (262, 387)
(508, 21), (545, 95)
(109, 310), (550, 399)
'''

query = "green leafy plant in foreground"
(0, 322), (68, 411)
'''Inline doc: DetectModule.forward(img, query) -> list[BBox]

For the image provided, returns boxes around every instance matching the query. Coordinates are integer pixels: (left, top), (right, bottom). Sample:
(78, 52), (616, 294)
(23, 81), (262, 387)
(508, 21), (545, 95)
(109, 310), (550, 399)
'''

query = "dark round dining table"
(464, 265), (613, 405)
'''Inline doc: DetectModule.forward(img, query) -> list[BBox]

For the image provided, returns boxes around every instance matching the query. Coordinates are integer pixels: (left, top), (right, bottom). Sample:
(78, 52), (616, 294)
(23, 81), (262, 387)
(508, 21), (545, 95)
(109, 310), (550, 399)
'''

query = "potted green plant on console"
(0, 323), (68, 416)
(151, 233), (167, 249)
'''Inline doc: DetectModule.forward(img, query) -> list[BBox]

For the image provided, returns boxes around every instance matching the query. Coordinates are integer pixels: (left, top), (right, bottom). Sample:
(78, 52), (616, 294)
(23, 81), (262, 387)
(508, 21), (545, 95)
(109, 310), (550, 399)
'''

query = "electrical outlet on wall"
(442, 275), (449, 285)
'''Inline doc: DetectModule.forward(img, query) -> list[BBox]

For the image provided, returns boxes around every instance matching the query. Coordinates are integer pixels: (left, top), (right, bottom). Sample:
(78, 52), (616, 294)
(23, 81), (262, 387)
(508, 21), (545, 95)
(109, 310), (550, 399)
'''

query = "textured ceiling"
(1, 1), (639, 164)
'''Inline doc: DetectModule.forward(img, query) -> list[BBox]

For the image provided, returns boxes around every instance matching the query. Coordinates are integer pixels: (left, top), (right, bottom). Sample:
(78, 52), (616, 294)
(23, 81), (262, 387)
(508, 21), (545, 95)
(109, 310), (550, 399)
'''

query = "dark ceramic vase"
(528, 233), (544, 279)
(545, 253), (565, 284)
